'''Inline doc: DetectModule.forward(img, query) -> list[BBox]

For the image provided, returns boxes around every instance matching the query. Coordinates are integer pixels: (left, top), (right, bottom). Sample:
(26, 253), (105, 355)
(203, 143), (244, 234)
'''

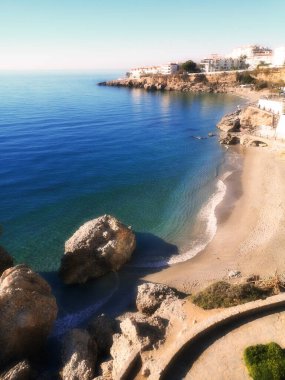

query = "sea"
(0, 71), (243, 339)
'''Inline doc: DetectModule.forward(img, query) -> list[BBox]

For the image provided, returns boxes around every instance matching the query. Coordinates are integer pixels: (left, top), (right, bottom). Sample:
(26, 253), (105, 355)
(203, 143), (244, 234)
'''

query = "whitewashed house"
(128, 63), (178, 78)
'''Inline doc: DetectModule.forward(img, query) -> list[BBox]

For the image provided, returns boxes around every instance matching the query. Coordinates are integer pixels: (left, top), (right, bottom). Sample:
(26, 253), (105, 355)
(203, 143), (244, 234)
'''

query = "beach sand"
(145, 146), (285, 293)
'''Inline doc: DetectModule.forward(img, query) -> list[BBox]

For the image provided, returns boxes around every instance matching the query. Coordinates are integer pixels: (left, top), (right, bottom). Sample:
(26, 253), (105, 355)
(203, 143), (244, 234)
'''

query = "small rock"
(219, 133), (240, 145)
(228, 270), (242, 279)
(136, 282), (181, 315)
(246, 274), (260, 283)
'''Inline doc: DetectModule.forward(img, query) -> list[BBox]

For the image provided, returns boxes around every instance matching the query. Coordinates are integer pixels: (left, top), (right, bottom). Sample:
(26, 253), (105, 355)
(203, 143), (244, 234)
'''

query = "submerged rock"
(0, 246), (14, 276)
(60, 329), (97, 380)
(59, 214), (136, 284)
(0, 265), (58, 366)
(136, 282), (180, 315)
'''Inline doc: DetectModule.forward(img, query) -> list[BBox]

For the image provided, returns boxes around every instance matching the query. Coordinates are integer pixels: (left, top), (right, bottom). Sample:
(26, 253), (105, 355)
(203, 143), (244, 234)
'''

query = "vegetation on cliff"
(192, 281), (270, 309)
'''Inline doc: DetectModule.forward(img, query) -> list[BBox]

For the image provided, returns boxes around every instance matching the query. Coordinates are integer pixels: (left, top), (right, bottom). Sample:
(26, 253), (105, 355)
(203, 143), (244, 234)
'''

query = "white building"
(200, 54), (245, 72)
(258, 99), (285, 115)
(273, 47), (285, 67)
(128, 63), (178, 78)
(228, 45), (273, 69)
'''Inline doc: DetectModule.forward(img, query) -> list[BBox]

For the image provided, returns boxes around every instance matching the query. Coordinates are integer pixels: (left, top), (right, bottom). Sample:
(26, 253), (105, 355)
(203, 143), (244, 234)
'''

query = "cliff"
(253, 67), (285, 85)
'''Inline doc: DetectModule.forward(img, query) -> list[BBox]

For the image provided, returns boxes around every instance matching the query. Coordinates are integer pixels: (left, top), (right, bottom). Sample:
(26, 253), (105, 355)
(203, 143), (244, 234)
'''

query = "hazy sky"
(0, 0), (284, 71)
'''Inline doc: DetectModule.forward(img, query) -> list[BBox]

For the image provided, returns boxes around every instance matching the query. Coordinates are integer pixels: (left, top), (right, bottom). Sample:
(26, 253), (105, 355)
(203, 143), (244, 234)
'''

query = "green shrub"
(255, 81), (269, 90)
(244, 343), (285, 380)
(191, 281), (269, 309)
(193, 73), (208, 83)
(236, 71), (256, 84)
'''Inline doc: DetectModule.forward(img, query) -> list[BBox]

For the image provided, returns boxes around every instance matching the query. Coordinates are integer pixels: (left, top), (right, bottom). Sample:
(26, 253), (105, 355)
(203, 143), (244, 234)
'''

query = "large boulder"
(59, 215), (136, 284)
(0, 246), (14, 276)
(136, 282), (180, 315)
(60, 329), (97, 380)
(88, 313), (117, 355)
(0, 265), (58, 366)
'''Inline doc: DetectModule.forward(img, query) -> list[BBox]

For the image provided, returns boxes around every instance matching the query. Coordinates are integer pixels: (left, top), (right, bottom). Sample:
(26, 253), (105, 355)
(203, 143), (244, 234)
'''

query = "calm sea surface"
(0, 72), (242, 330)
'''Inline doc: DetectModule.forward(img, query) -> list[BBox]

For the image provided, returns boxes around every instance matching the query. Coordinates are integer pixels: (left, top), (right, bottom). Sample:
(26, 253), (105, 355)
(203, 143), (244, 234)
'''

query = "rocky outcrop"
(59, 215), (136, 284)
(110, 314), (167, 379)
(88, 313), (117, 354)
(216, 110), (241, 132)
(60, 329), (97, 380)
(219, 133), (240, 145)
(0, 360), (32, 380)
(217, 106), (274, 133)
(136, 282), (181, 315)
(239, 106), (273, 130)
(0, 246), (14, 276)
(0, 265), (57, 366)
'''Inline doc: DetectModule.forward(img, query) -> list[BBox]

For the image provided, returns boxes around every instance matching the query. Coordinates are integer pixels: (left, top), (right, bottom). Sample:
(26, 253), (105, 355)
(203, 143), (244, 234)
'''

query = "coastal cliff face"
(253, 67), (285, 84)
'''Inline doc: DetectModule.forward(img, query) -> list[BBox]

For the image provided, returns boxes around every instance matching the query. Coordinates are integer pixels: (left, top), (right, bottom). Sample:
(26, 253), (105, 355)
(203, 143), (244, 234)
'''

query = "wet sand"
(146, 147), (285, 293)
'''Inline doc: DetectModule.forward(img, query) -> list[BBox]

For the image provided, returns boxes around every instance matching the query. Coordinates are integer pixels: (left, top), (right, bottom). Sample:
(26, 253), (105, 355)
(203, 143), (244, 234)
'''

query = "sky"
(0, 0), (284, 71)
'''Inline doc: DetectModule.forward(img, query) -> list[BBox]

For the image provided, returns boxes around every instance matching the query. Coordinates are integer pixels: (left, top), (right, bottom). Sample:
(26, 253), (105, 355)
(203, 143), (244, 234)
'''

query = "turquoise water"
(0, 72), (241, 327)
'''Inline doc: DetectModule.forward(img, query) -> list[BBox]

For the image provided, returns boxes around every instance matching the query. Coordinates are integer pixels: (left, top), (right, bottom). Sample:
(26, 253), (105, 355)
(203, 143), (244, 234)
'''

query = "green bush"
(193, 73), (208, 83)
(180, 60), (200, 73)
(236, 71), (256, 84)
(255, 81), (269, 90)
(244, 343), (285, 380)
(191, 281), (269, 309)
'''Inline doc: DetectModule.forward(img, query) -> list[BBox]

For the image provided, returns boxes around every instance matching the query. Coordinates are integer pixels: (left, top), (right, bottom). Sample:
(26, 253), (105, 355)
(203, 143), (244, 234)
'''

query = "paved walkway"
(186, 311), (285, 380)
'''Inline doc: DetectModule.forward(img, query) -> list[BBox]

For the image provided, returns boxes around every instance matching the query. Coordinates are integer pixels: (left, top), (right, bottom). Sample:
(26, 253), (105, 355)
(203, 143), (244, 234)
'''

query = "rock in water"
(59, 215), (136, 284)
(0, 265), (58, 366)
(0, 246), (14, 276)
(60, 329), (97, 380)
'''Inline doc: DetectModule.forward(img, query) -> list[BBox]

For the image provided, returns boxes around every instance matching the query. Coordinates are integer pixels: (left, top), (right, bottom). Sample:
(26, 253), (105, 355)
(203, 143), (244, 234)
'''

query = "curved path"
(187, 309), (285, 379)
(157, 294), (285, 380)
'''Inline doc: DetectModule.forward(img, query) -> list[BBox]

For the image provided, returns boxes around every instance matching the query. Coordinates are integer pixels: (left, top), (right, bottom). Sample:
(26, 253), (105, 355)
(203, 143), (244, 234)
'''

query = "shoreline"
(145, 146), (285, 293)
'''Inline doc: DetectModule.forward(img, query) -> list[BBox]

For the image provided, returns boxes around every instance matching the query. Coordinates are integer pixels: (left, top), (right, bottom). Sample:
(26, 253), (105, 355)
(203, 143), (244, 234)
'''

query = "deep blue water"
(0, 72), (241, 329)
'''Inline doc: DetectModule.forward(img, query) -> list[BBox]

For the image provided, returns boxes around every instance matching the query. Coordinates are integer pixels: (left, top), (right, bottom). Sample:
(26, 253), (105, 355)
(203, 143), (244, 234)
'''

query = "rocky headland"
(99, 72), (237, 94)
(217, 105), (277, 146)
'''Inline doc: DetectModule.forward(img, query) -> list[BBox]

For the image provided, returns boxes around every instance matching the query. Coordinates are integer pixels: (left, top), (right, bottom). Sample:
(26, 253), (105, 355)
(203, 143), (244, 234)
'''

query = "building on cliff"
(229, 45), (273, 68)
(127, 63), (179, 78)
(200, 54), (246, 72)
(273, 47), (285, 67)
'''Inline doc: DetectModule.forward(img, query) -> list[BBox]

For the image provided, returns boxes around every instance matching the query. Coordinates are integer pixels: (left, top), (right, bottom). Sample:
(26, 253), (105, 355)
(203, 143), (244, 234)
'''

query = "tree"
(180, 60), (200, 73)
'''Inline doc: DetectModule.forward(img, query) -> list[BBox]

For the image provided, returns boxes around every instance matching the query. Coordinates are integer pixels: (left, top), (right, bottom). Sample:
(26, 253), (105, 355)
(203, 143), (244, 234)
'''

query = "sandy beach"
(146, 146), (285, 293)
